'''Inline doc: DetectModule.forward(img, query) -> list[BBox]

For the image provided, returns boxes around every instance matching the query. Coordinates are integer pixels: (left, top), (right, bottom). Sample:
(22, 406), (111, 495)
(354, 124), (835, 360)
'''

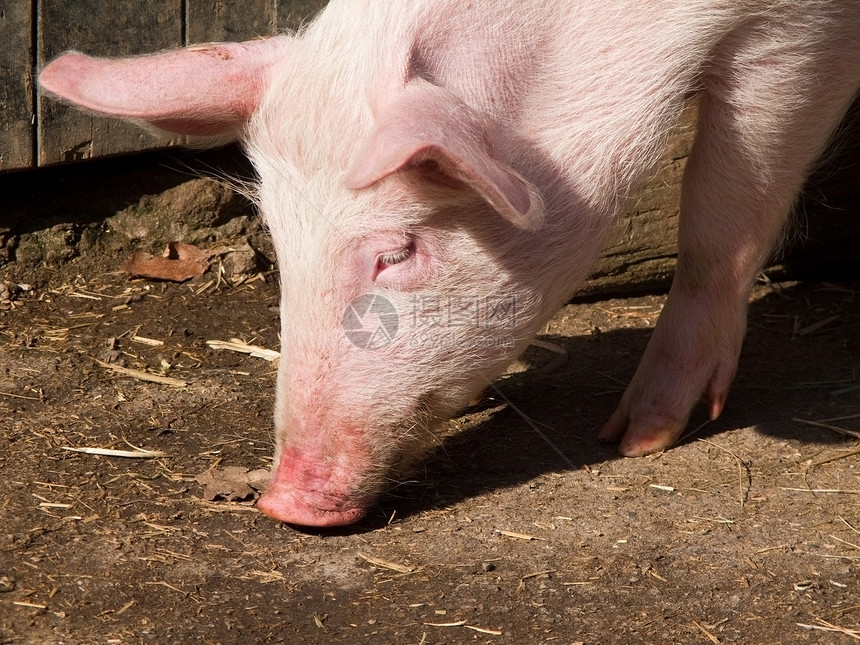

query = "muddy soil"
(1, 153), (859, 645)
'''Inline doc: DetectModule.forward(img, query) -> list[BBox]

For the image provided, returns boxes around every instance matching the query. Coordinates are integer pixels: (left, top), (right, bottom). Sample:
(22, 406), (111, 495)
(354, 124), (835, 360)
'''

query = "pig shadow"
(359, 279), (860, 528)
(2, 146), (255, 239)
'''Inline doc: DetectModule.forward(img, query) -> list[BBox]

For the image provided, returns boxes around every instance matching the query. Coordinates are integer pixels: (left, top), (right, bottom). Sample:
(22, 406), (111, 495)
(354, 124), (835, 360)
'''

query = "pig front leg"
(599, 93), (770, 457)
(600, 24), (860, 456)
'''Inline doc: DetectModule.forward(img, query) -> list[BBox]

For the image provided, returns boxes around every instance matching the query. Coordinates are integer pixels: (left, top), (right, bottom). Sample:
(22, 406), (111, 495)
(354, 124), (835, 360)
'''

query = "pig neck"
(300, 1), (735, 201)
(397, 3), (734, 311)
(288, 1), (742, 321)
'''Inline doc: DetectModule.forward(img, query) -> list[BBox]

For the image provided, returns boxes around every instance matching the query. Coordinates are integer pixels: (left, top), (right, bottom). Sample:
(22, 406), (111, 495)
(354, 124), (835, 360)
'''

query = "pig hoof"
(598, 410), (684, 457)
(618, 429), (677, 457)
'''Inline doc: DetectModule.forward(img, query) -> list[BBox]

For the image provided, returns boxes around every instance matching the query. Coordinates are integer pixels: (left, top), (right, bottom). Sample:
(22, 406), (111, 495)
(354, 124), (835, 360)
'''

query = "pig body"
(40, 1), (860, 526)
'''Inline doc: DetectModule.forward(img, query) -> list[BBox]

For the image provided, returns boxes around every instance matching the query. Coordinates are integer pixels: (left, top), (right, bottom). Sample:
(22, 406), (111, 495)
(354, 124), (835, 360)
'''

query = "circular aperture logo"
(343, 294), (399, 350)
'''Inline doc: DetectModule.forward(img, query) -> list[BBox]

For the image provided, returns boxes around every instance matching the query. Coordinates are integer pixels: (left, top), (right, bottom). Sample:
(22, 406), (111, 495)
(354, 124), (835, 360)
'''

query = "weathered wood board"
(277, 0), (325, 30)
(37, 0), (185, 167)
(186, 0), (275, 43)
(581, 98), (860, 296)
(1, 0), (327, 171)
(0, 0), (34, 171)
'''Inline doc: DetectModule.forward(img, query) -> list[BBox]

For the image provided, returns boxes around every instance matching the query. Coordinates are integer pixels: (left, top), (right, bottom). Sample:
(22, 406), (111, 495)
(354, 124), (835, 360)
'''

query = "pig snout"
(257, 444), (374, 527)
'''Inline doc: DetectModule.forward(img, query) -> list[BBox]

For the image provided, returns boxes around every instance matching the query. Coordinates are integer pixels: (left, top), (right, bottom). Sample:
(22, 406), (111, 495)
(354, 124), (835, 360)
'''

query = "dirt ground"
(1, 154), (859, 644)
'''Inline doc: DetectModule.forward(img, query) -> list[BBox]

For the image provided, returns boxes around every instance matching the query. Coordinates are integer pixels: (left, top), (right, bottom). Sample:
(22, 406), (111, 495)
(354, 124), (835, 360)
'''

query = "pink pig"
(40, 1), (860, 526)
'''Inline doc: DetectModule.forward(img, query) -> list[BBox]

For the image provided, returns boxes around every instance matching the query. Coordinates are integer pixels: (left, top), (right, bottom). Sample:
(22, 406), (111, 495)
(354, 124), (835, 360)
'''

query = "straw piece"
(206, 338), (280, 362)
(62, 446), (166, 459)
(95, 360), (187, 388)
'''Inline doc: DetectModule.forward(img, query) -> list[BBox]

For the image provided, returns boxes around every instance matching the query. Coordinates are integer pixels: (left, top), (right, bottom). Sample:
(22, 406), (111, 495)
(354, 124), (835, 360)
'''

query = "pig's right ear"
(38, 37), (293, 138)
(345, 81), (545, 232)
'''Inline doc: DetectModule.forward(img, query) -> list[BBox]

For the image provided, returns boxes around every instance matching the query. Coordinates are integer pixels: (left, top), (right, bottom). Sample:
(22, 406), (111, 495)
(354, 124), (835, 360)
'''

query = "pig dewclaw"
(39, 0), (860, 526)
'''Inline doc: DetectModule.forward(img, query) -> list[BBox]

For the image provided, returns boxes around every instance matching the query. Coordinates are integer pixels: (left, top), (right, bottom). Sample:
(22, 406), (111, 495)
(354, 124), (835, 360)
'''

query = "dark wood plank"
(0, 0), (34, 171)
(582, 98), (860, 296)
(277, 0), (326, 32)
(37, 0), (184, 166)
(186, 0), (275, 43)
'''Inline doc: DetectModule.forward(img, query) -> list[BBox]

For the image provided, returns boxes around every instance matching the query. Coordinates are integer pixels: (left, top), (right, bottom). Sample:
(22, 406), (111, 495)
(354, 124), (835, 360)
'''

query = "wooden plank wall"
(37, 0), (185, 167)
(0, 1), (35, 171)
(0, 0), (327, 172)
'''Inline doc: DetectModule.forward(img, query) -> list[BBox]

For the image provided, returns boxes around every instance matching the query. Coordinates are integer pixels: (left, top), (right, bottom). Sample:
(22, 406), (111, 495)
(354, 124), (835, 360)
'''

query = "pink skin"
(257, 447), (368, 527)
(38, 40), (293, 137)
(38, 1), (860, 525)
(256, 230), (439, 526)
(598, 281), (744, 456)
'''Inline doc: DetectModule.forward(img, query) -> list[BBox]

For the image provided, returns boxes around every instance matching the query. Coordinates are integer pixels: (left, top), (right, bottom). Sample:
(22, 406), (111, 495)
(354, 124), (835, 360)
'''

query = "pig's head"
(39, 35), (597, 526)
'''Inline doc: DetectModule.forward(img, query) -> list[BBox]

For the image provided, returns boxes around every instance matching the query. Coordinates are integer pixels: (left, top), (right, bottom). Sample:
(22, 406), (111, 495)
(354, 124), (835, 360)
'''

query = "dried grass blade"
(62, 446), (166, 459)
(357, 553), (415, 573)
(95, 360), (187, 388)
(206, 338), (280, 362)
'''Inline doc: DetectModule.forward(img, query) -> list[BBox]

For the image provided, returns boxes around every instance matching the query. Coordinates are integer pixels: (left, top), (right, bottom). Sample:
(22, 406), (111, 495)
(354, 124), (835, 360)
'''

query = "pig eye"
(368, 238), (421, 286)
(377, 245), (413, 267)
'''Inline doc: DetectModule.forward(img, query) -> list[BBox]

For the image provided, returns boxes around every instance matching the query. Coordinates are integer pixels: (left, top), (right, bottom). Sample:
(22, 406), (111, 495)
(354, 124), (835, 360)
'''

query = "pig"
(39, 0), (860, 526)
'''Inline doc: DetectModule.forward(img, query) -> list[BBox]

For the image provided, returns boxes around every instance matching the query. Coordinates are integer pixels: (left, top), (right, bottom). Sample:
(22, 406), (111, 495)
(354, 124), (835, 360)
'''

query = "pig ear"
(345, 81), (545, 231)
(38, 37), (293, 138)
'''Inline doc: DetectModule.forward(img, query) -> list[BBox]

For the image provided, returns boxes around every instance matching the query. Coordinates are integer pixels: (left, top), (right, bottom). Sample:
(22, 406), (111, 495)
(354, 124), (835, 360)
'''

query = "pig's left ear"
(38, 37), (294, 138)
(345, 80), (545, 232)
